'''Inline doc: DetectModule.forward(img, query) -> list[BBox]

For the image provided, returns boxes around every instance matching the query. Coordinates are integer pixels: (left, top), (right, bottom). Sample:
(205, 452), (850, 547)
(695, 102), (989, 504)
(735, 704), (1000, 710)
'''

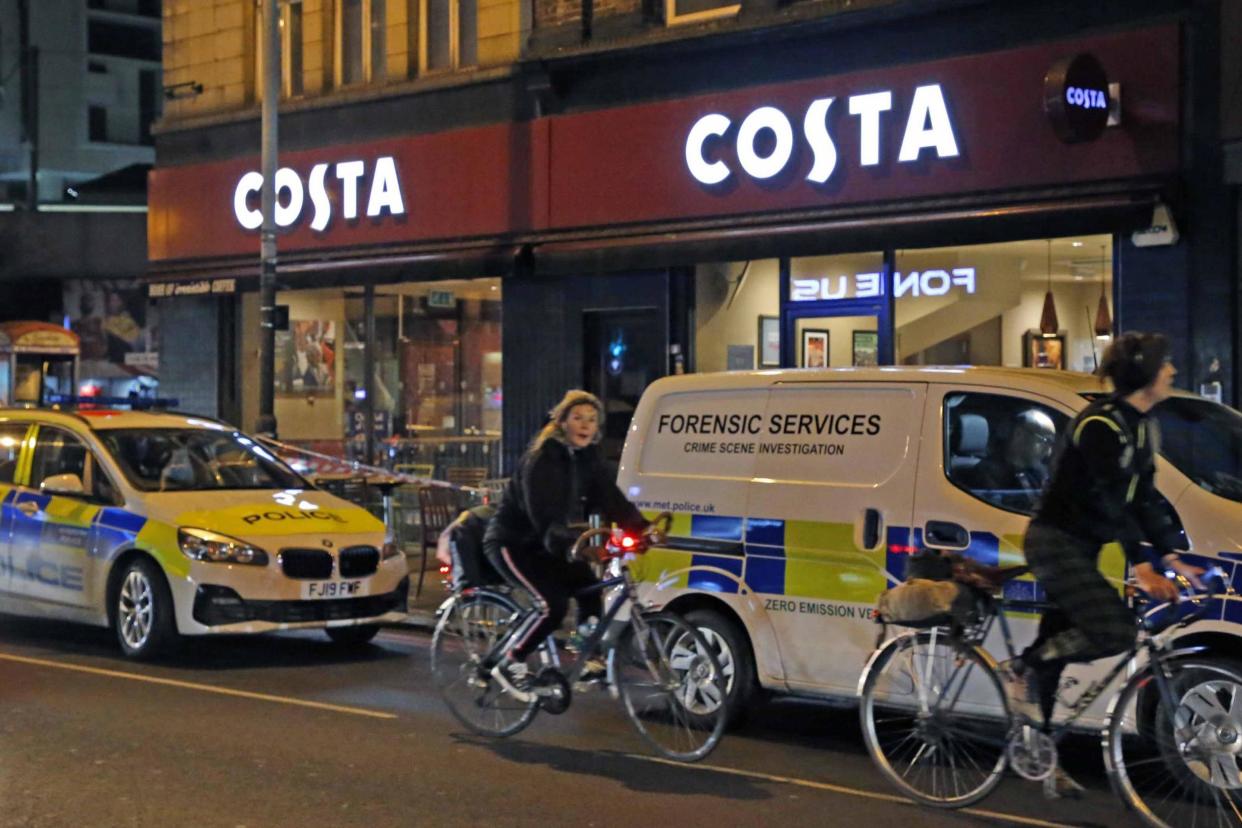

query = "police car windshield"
(99, 428), (305, 492)
(1150, 397), (1242, 504)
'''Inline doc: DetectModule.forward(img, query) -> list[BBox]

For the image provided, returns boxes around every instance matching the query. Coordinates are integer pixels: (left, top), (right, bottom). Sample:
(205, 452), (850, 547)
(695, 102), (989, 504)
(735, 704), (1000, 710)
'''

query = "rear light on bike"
(620, 535), (637, 550)
(439, 563), (452, 576)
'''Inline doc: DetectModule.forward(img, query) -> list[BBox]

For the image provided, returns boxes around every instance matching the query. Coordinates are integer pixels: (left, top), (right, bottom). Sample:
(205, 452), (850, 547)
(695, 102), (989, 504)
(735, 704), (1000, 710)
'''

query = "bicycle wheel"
(431, 591), (539, 738)
(859, 628), (1010, 807)
(613, 611), (728, 762)
(1106, 658), (1242, 828)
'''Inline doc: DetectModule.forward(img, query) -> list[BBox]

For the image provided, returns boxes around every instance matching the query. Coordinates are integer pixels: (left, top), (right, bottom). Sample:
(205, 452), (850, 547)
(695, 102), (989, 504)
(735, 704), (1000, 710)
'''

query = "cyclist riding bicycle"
(1002, 332), (1203, 792)
(483, 389), (650, 691)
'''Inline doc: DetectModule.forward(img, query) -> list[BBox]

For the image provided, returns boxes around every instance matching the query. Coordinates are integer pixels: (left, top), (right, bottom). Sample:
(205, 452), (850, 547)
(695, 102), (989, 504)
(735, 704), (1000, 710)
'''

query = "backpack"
(445, 504), (502, 589)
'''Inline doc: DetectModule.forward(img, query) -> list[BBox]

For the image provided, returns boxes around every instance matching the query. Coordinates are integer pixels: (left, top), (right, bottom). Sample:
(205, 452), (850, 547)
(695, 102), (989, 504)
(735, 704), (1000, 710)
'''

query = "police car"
(618, 367), (1242, 725)
(0, 408), (409, 659)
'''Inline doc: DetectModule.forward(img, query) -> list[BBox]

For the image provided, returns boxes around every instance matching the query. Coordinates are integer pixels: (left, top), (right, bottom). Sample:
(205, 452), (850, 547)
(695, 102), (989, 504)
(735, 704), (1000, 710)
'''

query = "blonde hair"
(528, 389), (604, 453)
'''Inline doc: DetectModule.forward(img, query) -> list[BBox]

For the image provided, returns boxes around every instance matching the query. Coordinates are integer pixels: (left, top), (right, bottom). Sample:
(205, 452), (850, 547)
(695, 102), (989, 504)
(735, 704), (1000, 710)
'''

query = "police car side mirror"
(41, 473), (86, 496)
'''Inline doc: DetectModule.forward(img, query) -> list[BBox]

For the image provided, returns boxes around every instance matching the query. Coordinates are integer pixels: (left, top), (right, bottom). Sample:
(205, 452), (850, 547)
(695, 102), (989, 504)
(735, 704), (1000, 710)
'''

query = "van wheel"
(684, 608), (757, 726)
(325, 625), (381, 647)
(114, 557), (179, 660)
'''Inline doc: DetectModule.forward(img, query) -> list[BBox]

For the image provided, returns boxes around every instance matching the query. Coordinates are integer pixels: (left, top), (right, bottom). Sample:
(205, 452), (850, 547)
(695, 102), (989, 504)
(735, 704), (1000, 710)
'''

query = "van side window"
(0, 424), (27, 484)
(944, 392), (1067, 515)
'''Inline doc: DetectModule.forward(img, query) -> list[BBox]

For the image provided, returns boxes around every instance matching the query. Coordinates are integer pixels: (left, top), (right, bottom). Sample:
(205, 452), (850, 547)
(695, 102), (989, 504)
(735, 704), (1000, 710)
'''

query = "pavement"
(397, 549), (449, 631)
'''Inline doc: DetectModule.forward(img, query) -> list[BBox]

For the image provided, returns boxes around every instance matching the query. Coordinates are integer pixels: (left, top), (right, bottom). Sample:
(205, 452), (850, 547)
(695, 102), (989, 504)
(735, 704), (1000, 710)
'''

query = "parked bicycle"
(430, 513), (729, 762)
(858, 566), (1240, 827)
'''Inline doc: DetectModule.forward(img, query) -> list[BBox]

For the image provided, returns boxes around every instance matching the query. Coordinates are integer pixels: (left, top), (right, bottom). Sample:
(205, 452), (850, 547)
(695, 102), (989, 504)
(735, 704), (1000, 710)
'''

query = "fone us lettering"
(791, 268), (976, 301)
(685, 84), (960, 187)
(233, 156), (406, 231)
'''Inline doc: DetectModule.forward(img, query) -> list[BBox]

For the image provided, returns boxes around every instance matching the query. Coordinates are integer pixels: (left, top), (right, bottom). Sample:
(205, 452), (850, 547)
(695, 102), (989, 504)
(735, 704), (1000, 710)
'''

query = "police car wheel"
(684, 608), (756, 726)
(325, 625), (381, 646)
(114, 557), (178, 660)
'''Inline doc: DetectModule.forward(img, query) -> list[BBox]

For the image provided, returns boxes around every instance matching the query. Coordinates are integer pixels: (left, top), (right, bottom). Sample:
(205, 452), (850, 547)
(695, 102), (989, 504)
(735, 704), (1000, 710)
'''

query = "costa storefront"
(148, 19), (1230, 472)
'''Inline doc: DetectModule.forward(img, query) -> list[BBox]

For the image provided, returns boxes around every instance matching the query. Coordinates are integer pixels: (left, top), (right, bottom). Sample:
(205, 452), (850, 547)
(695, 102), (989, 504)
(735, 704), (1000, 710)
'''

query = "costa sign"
(685, 83), (960, 186)
(1044, 53), (1112, 143)
(232, 156), (406, 231)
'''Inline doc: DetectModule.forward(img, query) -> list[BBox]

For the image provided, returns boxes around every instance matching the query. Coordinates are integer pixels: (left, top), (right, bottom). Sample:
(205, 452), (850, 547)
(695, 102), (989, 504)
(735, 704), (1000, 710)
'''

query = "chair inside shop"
(443, 465), (487, 489)
(416, 485), (461, 597)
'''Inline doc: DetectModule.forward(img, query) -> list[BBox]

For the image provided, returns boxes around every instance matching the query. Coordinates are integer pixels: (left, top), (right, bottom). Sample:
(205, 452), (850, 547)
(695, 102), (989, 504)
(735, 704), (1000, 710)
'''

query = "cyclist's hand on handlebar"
(643, 523), (667, 546)
(1134, 562), (1181, 604)
(1164, 555), (1205, 591)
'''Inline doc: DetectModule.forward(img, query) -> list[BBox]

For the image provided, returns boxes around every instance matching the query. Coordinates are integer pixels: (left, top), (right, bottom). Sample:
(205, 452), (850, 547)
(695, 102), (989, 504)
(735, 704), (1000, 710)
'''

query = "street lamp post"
(256, 0), (280, 436)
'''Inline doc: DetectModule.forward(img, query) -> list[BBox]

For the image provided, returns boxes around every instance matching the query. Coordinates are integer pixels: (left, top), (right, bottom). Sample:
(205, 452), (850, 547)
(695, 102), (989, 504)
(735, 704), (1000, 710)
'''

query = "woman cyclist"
(483, 390), (650, 690)
(1003, 332), (1202, 793)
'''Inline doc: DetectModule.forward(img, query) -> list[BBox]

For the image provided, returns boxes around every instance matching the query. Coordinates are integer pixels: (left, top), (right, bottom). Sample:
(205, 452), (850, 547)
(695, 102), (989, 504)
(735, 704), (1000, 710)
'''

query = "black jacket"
(486, 438), (647, 559)
(1034, 396), (1183, 564)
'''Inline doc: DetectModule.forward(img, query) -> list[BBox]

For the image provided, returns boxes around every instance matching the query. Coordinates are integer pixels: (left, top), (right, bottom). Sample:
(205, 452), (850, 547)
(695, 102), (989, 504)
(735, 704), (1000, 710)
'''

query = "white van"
(616, 366), (1242, 724)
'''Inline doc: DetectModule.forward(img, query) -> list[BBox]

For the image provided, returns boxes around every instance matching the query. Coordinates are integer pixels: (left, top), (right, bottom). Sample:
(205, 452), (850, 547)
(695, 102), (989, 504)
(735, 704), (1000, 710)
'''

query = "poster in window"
(277, 320), (337, 394)
(1023, 330), (1065, 370)
(852, 330), (879, 367)
(801, 329), (829, 368)
(758, 316), (780, 367)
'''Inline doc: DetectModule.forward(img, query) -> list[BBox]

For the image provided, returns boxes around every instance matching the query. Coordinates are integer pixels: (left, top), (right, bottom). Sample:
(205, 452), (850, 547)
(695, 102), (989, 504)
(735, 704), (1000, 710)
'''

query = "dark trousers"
(1022, 521), (1138, 714)
(485, 541), (602, 660)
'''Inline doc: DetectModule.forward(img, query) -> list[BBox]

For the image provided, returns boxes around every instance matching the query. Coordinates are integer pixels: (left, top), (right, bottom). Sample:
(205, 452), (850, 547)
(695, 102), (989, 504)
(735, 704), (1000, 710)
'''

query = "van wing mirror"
(41, 473), (86, 496)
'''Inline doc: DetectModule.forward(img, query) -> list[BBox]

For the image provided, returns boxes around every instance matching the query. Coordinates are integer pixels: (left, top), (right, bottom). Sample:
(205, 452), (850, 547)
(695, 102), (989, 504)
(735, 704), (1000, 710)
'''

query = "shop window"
(422, 0), (476, 73)
(338, 0), (385, 86)
(943, 392), (1067, 515)
(895, 235), (1113, 372)
(693, 259), (781, 373)
(253, 0), (304, 99)
(256, 279), (502, 481)
(664, 0), (739, 25)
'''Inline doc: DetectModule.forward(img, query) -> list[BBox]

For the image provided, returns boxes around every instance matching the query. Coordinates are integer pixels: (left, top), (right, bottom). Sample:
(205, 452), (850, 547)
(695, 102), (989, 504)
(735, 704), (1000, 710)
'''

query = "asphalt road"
(0, 618), (1140, 828)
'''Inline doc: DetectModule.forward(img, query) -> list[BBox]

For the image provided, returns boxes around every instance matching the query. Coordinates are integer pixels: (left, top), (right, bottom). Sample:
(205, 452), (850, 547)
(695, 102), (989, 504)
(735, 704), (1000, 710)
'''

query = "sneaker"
(578, 657), (607, 683)
(1042, 766), (1086, 800)
(490, 658), (531, 694)
(999, 659), (1041, 722)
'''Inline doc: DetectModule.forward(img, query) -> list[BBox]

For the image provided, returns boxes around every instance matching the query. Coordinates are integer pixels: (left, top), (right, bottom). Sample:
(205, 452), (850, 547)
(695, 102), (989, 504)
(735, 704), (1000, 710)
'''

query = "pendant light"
(1093, 243), (1113, 337)
(1039, 239), (1059, 335)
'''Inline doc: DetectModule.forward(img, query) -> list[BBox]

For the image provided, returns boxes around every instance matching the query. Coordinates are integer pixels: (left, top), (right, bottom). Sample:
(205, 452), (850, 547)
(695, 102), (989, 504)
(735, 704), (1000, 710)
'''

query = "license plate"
(301, 579), (367, 600)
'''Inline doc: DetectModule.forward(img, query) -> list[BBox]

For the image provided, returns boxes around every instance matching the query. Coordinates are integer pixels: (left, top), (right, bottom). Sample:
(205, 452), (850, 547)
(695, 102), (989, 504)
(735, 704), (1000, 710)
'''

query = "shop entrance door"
(583, 308), (663, 464)
(782, 299), (888, 369)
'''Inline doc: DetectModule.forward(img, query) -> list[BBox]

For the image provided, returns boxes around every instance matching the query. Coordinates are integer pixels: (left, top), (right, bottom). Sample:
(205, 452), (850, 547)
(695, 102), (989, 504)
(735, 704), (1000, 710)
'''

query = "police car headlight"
(381, 539), (400, 560)
(178, 528), (269, 566)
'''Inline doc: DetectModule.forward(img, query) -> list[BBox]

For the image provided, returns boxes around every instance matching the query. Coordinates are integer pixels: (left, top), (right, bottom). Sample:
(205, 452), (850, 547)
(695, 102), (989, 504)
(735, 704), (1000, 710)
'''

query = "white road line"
(0, 651), (398, 720)
(626, 754), (1072, 828)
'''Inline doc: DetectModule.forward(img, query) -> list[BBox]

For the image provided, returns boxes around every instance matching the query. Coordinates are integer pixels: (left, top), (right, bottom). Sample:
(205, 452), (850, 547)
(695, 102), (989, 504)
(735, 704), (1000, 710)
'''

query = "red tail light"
(621, 535), (636, 549)
(439, 564), (452, 575)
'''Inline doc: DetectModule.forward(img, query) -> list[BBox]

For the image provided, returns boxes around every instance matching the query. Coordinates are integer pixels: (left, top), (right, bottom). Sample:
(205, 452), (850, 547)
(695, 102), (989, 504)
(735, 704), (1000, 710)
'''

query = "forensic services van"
(0, 408), (409, 659)
(617, 366), (1242, 724)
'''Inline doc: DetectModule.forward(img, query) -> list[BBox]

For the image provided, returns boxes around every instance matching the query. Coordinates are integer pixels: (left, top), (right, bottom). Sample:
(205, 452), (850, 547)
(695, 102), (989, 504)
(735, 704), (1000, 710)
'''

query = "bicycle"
(857, 565), (1242, 827)
(430, 513), (729, 762)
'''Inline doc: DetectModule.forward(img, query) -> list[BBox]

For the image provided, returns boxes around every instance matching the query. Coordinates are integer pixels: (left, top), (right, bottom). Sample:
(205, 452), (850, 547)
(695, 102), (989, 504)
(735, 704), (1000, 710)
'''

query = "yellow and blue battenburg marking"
(638, 510), (1233, 620)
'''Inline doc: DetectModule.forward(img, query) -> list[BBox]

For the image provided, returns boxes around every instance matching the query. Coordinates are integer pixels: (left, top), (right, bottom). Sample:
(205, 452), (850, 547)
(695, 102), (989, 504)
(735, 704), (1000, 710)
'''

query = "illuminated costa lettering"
(685, 84), (960, 186)
(848, 91), (893, 167)
(736, 107), (794, 179)
(231, 155), (407, 231)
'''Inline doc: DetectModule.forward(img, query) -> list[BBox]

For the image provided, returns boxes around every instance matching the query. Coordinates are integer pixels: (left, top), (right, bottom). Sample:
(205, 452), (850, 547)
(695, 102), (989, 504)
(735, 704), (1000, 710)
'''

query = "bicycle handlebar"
(1133, 567), (1233, 634)
(568, 511), (674, 562)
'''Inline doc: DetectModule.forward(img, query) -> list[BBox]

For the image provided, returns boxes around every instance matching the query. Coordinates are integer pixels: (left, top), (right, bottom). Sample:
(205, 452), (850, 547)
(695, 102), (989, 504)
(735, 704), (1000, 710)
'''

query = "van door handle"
(16, 501), (38, 517)
(924, 520), (969, 549)
(861, 508), (883, 551)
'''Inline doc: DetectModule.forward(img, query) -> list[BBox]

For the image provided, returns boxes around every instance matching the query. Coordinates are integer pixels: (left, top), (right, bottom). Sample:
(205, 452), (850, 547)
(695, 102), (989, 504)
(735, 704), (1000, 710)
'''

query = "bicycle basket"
(876, 578), (974, 628)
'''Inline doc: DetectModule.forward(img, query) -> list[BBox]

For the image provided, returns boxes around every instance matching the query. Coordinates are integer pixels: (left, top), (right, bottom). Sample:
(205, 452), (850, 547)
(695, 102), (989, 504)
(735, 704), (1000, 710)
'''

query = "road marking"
(0, 652), (397, 720)
(627, 754), (1071, 828)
